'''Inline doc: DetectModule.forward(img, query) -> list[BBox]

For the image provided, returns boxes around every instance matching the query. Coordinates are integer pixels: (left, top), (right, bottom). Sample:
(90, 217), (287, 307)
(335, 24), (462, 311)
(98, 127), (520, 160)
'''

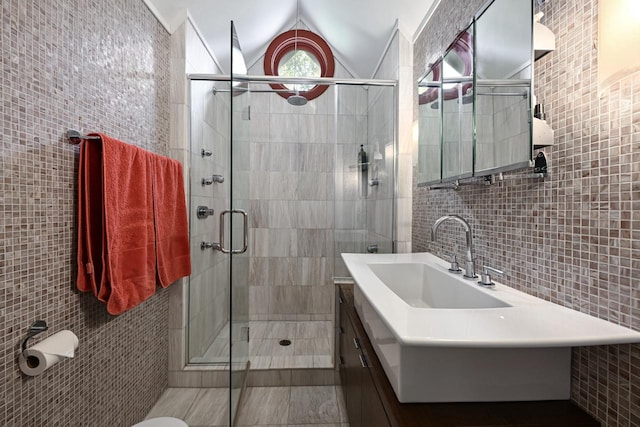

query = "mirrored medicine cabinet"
(417, 0), (534, 186)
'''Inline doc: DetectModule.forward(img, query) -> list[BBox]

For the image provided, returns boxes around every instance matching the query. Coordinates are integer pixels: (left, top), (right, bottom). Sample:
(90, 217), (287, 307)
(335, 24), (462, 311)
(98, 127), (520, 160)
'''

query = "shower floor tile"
(192, 320), (333, 369)
(249, 321), (333, 369)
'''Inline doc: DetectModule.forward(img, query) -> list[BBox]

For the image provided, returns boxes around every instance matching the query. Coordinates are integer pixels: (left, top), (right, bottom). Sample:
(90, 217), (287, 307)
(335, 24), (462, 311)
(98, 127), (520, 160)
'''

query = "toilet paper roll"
(19, 330), (79, 376)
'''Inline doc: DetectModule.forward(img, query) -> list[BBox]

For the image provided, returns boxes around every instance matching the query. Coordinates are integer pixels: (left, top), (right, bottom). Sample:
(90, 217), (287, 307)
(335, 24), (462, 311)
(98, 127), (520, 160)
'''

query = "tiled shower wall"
(413, 0), (640, 425)
(246, 83), (340, 321)
(246, 57), (363, 322)
(187, 78), (230, 360)
(333, 83), (369, 279)
(0, 1), (170, 425)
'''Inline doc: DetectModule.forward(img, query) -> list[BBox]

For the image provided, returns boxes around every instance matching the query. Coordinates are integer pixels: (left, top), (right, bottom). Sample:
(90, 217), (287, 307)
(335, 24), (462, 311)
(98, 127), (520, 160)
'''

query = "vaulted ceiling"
(146, 0), (438, 78)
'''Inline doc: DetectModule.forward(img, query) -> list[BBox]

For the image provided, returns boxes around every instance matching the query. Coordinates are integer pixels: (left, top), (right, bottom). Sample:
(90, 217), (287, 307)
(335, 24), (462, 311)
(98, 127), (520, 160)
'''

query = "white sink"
(342, 252), (640, 403)
(368, 262), (509, 309)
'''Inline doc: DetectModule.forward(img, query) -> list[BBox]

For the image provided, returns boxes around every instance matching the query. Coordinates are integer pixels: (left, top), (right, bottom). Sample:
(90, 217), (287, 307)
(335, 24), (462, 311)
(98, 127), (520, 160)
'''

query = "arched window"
(264, 29), (335, 102)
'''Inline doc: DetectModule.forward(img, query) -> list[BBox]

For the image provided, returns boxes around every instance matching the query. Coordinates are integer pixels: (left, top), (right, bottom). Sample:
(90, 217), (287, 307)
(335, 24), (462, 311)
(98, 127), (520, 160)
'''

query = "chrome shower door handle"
(218, 209), (249, 254)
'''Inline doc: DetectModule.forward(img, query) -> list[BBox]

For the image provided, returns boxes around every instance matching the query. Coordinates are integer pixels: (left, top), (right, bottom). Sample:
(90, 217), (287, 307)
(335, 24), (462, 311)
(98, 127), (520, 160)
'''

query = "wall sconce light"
(598, 0), (640, 93)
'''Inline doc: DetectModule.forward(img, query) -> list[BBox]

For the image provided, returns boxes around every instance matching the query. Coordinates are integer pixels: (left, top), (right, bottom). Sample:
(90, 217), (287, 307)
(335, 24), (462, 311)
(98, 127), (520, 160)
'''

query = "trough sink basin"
(342, 252), (640, 402)
(367, 262), (510, 309)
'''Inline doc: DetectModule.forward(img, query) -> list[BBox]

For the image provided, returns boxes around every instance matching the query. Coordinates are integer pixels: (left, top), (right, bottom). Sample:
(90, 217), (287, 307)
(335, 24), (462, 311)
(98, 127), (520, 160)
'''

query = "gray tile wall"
(245, 54), (366, 323)
(334, 85), (369, 278)
(188, 78), (231, 360)
(0, 0), (171, 425)
(247, 87), (337, 321)
(413, 1), (640, 425)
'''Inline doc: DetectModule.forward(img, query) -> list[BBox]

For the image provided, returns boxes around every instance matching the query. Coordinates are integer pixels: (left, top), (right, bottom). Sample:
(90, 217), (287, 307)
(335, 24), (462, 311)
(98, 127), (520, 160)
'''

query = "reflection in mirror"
(416, 0), (533, 186)
(442, 31), (473, 102)
(418, 65), (442, 184)
(441, 28), (474, 180)
(474, 0), (533, 174)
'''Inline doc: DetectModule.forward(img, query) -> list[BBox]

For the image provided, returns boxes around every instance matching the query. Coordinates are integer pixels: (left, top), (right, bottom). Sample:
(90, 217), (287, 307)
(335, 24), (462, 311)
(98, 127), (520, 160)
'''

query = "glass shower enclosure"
(186, 22), (397, 425)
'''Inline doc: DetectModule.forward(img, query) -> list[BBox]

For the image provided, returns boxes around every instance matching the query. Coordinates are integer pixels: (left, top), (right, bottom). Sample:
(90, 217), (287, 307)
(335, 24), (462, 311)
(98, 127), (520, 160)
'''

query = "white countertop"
(342, 252), (640, 348)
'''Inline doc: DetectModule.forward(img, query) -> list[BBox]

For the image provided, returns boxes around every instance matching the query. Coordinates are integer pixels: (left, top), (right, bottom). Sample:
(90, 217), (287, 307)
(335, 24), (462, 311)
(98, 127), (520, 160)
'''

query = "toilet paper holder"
(21, 320), (48, 353)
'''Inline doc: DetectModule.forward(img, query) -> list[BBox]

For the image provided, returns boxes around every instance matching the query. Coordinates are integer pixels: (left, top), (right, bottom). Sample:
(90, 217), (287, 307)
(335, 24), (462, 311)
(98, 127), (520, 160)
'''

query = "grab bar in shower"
(201, 209), (249, 254)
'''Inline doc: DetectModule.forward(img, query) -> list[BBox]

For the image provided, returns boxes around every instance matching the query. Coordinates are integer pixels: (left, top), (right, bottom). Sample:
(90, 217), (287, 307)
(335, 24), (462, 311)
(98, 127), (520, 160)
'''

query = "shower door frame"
(186, 72), (398, 422)
(186, 72), (399, 345)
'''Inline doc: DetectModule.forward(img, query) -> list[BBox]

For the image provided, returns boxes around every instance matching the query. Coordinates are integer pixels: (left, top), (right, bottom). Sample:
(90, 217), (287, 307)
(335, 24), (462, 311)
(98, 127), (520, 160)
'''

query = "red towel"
(77, 139), (107, 298)
(152, 155), (191, 287)
(77, 133), (156, 315)
(101, 135), (157, 315)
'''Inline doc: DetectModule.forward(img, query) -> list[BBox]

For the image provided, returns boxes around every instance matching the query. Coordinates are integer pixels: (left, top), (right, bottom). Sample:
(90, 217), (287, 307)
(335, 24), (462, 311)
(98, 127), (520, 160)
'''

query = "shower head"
(287, 92), (308, 106)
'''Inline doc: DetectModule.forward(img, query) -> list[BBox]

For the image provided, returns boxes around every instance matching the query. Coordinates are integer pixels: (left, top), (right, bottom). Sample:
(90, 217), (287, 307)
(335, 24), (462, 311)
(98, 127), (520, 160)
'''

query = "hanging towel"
(77, 133), (157, 315)
(101, 135), (157, 315)
(152, 155), (191, 287)
(77, 138), (107, 298)
(77, 133), (191, 315)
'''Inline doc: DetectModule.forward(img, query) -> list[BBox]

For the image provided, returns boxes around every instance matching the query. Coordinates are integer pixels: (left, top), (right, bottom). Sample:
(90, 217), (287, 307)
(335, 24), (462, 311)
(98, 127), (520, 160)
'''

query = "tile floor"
(191, 321), (334, 370)
(145, 385), (348, 426)
(250, 321), (333, 370)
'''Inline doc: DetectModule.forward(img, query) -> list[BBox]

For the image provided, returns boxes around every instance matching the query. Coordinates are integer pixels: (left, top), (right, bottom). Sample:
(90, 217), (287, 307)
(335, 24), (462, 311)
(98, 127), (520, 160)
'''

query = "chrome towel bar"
(67, 129), (101, 144)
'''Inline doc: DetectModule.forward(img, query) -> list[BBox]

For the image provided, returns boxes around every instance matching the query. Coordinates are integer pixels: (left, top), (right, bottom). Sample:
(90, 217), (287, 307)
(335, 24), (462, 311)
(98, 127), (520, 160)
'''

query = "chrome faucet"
(431, 215), (477, 279)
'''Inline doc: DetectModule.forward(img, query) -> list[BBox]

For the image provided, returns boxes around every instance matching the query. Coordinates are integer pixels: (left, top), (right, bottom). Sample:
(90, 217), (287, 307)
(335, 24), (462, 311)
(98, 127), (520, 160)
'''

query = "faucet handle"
(478, 266), (504, 287)
(448, 254), (462, 274)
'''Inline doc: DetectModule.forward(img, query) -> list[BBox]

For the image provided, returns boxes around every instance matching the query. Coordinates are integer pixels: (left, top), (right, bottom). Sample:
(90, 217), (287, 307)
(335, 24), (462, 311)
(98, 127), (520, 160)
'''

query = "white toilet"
(132, 417), (188, 427)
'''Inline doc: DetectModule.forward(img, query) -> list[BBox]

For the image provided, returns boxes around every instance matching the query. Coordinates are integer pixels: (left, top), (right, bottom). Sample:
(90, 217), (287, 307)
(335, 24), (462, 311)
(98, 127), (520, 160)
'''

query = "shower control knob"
(200, 241), (222, 251)
(202, 174), (224, 185)
(197, 206), (214, 219)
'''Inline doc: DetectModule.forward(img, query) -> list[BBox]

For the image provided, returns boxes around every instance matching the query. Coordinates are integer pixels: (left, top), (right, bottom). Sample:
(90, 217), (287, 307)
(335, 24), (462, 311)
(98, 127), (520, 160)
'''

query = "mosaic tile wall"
(413, 0), (640, 425)
(0, 0), (171, 425)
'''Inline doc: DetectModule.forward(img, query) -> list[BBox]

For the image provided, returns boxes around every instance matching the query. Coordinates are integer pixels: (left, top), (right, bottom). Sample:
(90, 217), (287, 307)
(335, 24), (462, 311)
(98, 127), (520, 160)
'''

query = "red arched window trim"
(264, 29), (335, 102)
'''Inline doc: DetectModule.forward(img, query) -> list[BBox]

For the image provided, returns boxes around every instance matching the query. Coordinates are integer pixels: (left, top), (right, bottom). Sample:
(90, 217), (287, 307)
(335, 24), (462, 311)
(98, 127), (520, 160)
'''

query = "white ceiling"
(145, 0), (437, 78)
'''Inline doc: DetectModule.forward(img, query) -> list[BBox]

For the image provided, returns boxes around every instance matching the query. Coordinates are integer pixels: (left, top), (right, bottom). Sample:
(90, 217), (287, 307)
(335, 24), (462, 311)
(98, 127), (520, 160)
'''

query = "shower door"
(228, 21), (250, 423)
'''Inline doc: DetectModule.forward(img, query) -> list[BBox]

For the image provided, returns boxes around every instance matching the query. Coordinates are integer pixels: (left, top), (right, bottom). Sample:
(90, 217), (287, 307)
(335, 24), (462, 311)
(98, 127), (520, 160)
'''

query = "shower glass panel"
(243, 80), (337, 371)
(187, 73), (248, 424)
(334, 83), (396, 278)
(186, 38), (396, 424)
(229, 21), (250, 424)
(188, 79), (231, 366)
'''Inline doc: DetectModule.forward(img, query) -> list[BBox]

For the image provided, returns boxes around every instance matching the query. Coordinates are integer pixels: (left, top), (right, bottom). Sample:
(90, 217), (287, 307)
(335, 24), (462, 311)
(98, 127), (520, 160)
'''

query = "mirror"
(417, 0), (533, 186)
(442, 29), (474, 180)
(474, 0), (532, 175)
(417, 66), (441, 184)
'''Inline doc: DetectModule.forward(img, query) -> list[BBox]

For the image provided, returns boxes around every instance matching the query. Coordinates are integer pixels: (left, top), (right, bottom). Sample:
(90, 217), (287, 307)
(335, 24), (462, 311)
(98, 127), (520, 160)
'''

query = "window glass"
(278, 50), (321, 92)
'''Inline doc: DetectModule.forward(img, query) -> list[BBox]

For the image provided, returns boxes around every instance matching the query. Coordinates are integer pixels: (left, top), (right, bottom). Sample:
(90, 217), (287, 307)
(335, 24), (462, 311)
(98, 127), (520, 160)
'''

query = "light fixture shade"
(598, 0), (640, 92)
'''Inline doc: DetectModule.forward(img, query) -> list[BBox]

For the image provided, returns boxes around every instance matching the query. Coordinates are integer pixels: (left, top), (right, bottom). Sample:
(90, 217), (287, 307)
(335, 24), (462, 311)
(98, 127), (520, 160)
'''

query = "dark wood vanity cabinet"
(336, 284), (601, 427)
(338, 285), (390, 427)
